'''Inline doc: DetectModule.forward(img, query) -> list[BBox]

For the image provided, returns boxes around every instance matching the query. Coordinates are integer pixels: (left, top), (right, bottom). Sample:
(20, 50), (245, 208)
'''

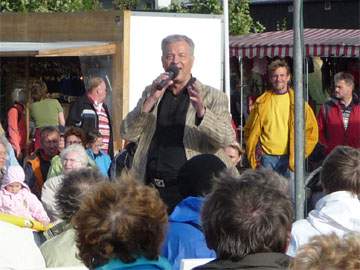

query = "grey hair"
(334, 72), (354, 90)
(60, 143), (88, 167)
(0, 135), (12, 160)
(161, 34), (195, 56)
(55, 168), (106, 222)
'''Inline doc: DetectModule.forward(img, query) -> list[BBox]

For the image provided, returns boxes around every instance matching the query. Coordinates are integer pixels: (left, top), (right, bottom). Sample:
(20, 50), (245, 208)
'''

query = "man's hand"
(142, 73), (173, 113)
(188, 80), (205, 118)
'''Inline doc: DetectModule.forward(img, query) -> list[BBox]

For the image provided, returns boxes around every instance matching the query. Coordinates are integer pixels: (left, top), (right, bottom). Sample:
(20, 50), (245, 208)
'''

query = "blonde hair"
(227, 142), (245, 157)
(291, 233), (360, 270)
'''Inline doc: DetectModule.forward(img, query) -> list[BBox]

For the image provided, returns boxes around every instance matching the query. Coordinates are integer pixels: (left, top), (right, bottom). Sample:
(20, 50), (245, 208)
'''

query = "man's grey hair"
(60, 143), (88, 167)
(334, 72), (354, 90)
(161, 34), (195, 56)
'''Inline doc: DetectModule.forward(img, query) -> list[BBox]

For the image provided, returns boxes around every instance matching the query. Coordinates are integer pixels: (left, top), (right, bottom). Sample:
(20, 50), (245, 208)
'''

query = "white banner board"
(129, 12), (224, 110)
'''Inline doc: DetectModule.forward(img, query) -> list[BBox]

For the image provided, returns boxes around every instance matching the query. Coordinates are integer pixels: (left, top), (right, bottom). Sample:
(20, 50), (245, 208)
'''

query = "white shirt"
(0, 220), (45, 269)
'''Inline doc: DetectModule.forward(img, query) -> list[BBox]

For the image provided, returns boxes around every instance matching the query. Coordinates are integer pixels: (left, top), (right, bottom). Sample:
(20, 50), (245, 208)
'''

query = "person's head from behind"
(224, 142), (244, 166)
(30, 80), (48, 102)
(161, 34), (195, 85)
(60, 144), (88, 174)
(40, 126), (60, 157)
(290, 233), (360, 270)
(320, 146), (360, 195)
(56, 168), (106, 223)
(334, 72), (354, 103)
(85, 130), (103, 155)
(239, 168), (290, 196)
(73, 176), (168, 269)
(177, 154), (226, 199)
(268, 59), (291, 94)
(64, 126), (86, 147)
(202, 171), (293, 260)
(11, 88), (26, 105)
(2, 165), (26, 194)
(87, 77), (107, 104)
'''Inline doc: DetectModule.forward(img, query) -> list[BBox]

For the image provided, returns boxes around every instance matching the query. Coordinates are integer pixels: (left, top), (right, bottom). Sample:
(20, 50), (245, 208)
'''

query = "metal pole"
(223, 0), (231, 109)
(239, 57), (244, 146)
(293, 0), (305, 220)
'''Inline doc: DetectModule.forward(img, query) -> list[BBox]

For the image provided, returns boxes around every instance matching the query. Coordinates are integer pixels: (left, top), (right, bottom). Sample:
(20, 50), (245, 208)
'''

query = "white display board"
(129, 12), (224, 110)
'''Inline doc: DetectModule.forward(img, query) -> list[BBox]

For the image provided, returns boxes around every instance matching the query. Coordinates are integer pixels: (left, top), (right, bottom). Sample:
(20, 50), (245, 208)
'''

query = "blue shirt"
(86, 149), (111, 177)
(96, 256), (171, 270)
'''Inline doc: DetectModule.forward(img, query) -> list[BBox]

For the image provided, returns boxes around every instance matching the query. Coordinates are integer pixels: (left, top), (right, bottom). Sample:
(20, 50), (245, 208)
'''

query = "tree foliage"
(162, 0), (265, 35)
(0, 0), (265, 35)
(0, 0), (100, 13)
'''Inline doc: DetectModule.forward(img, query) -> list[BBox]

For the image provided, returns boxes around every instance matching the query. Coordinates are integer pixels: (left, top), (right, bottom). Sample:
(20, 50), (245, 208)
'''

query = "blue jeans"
(260, 154), (290, 178)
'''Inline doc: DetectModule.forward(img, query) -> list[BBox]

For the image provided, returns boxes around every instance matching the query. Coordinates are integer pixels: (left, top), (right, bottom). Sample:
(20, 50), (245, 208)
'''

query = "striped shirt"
(94, 103), (110, 153)
(340, 102), (352, 130)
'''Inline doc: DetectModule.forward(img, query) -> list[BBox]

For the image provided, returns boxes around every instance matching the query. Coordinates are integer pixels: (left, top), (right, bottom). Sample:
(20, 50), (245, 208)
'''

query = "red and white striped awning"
(230, 28), (360, 58)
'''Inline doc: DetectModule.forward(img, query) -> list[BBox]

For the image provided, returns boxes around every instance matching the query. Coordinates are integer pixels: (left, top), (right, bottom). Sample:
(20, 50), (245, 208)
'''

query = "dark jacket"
(317, 96), (360, 155)
(193, 253), (291, 270)
(24, 149), (53, 198)
(66, 95), (113, 157)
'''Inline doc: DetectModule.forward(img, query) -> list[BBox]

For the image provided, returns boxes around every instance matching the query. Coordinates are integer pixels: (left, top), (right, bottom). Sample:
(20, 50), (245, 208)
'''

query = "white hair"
(60, 144), (88, 167)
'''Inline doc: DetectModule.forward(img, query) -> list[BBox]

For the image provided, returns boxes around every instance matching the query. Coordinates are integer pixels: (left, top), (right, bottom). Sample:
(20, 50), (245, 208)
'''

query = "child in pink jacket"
(0, 165), (50, 225)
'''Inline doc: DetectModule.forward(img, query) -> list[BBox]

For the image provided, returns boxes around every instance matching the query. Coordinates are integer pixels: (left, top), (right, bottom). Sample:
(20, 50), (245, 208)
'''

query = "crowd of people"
(0, 33), (360, 269)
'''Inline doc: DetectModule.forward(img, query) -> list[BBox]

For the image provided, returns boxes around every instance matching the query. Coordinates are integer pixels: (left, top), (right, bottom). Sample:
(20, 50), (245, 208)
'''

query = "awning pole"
(293, 0), (305, 220)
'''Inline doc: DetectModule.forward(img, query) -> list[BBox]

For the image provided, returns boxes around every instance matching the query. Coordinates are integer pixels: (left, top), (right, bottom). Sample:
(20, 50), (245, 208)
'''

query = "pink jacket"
(0, 185), (50, 224)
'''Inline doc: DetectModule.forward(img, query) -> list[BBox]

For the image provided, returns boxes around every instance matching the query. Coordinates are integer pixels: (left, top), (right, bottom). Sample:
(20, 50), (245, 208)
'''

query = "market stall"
(229, 28), (360, 144)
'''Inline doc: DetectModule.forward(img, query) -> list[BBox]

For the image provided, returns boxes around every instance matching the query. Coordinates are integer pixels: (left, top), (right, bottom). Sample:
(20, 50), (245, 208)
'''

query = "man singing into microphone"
(120, 34), (235, 211)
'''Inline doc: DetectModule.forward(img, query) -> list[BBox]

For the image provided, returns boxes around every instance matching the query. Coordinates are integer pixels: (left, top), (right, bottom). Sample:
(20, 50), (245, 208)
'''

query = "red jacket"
(7, 103), (26, 156)
(317, 97), (360, 154)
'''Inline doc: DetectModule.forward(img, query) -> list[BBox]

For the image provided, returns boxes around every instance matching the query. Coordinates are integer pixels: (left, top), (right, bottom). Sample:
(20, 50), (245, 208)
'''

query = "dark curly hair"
(55, 168), (106, 222)
(64, 126), (86, 147)
(72, 175), (168, 268)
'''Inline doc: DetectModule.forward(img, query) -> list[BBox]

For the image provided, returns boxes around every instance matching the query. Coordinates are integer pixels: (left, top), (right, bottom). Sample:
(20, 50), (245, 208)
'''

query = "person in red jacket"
(317, 72), (360, 155)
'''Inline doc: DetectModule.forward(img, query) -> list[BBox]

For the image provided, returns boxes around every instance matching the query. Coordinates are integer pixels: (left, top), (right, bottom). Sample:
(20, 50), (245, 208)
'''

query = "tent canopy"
(230, 28), (360, 58)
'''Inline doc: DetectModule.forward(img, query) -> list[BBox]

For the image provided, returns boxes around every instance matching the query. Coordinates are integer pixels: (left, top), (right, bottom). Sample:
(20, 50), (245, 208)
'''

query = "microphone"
(156, 64), (180, 90)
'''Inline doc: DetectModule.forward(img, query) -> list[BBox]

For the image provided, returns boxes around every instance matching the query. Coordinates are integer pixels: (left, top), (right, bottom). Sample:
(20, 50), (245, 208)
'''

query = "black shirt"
(146, 86), (190, 183)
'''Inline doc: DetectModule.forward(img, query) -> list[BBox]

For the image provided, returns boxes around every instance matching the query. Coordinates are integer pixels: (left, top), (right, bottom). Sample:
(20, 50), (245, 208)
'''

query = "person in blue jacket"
(85, 130), (111, 177)
(162, 154), (226, 270)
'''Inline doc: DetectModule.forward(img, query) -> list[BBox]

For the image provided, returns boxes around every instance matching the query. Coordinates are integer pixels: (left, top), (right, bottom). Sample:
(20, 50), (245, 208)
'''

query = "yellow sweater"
(260, 92), (290, 155)
(244, 89), (319, 171)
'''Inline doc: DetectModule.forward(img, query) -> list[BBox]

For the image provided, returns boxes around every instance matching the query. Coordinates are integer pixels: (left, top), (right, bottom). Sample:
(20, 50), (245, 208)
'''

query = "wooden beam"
(36, 43), (116, 57)
(0, 51), (37, 57)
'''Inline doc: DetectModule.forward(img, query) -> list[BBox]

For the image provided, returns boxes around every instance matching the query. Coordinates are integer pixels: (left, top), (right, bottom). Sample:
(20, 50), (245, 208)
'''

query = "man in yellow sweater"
(244, 59), (318, 177)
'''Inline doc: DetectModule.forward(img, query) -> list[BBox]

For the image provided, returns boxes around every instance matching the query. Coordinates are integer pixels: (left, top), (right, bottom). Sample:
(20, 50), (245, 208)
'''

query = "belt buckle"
(154, 178), (165, 188)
